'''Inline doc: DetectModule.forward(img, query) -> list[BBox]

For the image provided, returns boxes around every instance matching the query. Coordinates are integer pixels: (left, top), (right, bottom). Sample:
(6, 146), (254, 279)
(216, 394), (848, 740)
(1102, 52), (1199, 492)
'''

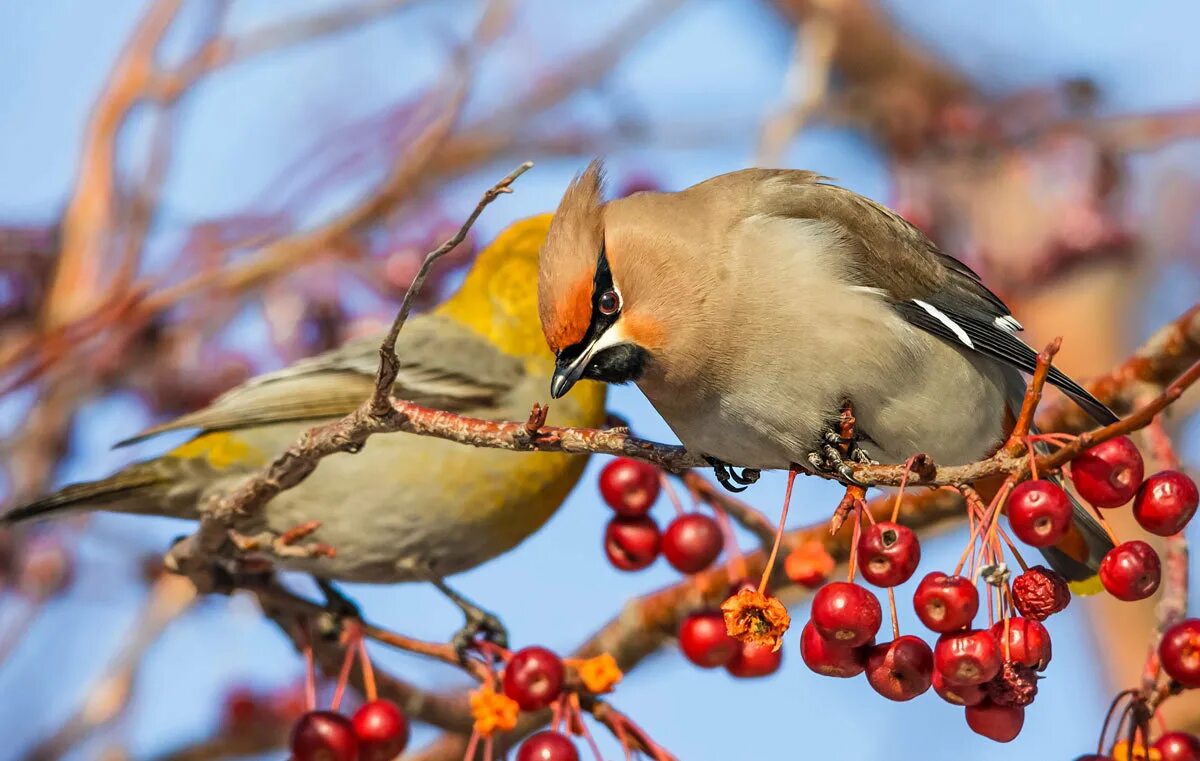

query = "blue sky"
(2, 1), (1199, 759)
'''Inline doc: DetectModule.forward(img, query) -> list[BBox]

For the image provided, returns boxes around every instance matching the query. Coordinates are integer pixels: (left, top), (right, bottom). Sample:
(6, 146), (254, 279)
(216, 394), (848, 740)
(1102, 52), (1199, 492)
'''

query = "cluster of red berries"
(502, 647), (580, 761)
(290, 699), (409, 761)
(599, 458), (724, 576)
(799, 566), (1060, 742)
(600, 458), (783, 679)
(1048, 436), (1195, 601)
(1090, 441), (1197, 595)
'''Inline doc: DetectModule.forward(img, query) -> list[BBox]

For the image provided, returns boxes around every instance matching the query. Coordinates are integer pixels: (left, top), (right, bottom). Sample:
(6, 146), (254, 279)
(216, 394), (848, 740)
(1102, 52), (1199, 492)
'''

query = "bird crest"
(538, 160), (607, 354)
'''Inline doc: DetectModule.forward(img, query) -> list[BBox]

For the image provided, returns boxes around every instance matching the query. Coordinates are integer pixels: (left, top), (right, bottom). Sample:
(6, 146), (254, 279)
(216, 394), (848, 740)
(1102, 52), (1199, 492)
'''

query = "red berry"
(799, 621), (870, 678)
(1134, 470), (1199, 536)
(1159, 619), (1200, 688)
(222, 687), (261, 732)
(865, 635), (934, 701)
(352, 699), (409, 761)
(1099, 540), (1161, 601)
(856, 521), (920, 587)
(290, 711), (359, 761)
(935, 629), (1002, 686)
(933, 668), (986, 706)
(678, 611), (738, 668)
(662, 513), (723, 574)
(599, 458), (661, 516)
(965, 699), (1024, 743)
(1008, 479), (1073, 547)
(811, 581), (882, 647)
(502, 647), (565, 711)
(726, 640), (783, 678)
(913, 572), (979, 633)
(516, 730), (580, 761)
(1069, 436), (1145, 508)
(1012, 565), (1071, 620)
(1155, 732), (1200, 761)
(990, 618), (1052, 670)
(603, 516), (660, 571)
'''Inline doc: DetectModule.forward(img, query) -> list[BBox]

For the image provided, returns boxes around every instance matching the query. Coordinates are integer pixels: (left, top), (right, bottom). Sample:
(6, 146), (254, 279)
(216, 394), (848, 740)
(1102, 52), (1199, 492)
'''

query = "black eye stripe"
(558, 245), (620, 362)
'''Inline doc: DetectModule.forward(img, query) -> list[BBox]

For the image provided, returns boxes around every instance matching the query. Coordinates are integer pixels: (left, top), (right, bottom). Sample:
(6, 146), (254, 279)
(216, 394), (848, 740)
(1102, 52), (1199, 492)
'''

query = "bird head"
(538, 160), (681, 399)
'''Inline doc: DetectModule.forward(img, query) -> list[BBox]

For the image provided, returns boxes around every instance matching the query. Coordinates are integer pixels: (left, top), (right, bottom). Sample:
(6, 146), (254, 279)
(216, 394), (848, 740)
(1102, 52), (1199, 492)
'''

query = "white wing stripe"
(994, 314), (1023, 333)
(911, 299), (974, 348)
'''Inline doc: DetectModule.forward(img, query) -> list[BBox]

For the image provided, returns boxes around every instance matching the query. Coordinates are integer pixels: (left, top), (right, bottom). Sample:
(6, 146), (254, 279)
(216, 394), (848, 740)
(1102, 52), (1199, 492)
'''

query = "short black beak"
(550, 359), (584, 399)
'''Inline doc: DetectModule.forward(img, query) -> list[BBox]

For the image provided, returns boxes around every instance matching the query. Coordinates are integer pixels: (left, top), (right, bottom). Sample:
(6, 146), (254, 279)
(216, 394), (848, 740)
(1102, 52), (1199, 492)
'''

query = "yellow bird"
(3, 215), (607, 643)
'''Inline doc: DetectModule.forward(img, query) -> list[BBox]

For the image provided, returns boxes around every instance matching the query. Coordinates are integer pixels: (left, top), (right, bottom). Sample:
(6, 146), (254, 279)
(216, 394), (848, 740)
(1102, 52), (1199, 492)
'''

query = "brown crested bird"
(536, 161), (1117, 584)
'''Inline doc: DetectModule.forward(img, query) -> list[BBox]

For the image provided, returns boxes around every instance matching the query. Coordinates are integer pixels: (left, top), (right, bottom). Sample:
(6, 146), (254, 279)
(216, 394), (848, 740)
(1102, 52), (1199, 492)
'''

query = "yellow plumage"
(5, 215), (607, 590)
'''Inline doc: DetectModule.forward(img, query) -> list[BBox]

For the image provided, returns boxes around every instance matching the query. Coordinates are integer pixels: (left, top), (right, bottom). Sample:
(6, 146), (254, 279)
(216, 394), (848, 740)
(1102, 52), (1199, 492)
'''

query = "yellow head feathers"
(437, 214), (555, 361)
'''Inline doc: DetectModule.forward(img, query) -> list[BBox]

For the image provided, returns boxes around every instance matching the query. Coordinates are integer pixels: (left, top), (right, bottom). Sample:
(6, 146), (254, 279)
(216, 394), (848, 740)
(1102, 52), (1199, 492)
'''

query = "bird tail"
(1, 462), (174, 526)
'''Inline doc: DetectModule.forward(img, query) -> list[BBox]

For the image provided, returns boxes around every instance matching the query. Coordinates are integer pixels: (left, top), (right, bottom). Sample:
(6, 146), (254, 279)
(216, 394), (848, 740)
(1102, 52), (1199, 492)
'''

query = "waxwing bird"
(4, 215), (608, 645)
(537, 161), (1117, 583)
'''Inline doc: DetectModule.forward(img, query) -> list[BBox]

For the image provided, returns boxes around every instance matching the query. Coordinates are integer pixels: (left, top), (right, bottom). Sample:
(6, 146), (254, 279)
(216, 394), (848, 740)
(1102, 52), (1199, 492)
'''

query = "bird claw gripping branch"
(704, 456), (760, 493)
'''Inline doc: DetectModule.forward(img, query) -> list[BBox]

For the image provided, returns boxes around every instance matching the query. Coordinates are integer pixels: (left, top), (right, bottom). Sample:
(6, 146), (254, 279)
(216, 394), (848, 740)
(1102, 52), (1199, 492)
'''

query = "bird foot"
(317, 578), (362, 620)
(314, 578), (362, 640)
(807, 426), (877, 486)
(704, 456), (760, 493)
(451, 607), (509, 661)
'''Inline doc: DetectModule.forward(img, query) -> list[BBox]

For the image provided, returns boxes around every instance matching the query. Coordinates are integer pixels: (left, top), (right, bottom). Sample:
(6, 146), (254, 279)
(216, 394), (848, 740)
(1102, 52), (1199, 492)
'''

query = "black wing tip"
(1, 498), (60, 525)
(1046, 367), (1119, 426)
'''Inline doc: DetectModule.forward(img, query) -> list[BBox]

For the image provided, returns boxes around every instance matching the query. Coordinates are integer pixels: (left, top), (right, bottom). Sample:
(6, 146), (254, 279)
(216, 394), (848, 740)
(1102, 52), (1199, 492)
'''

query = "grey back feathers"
(755, 171), (1117, 427)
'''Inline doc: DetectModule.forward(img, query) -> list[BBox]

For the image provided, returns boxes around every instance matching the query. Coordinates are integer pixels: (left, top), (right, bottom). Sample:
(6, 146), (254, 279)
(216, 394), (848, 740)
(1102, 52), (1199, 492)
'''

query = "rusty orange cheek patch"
(541, 277), (592, 353)
(620, 310), (664, 352)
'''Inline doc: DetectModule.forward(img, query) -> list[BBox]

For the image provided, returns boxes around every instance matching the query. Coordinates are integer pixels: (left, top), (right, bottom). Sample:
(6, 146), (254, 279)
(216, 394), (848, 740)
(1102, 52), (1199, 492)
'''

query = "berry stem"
(330, 637), (357, 711)
(1025, 437), (1039, 480)
(571, 692), (606, 761)
(612, 715), (635, 761)
(358, 637), (377, 701)
(847, 501), (863, 584)
(303, 642), (317, 712)
(887, 587), (900, 639)
(759, 467), (797, 595)
(1087, 501), (1123, 547)
(954, 482), (1010, 577)
(891, 455), (919, 523)
(1099, 690), (1139, 755)
(994, 523), (1030, 573)
(661, 472), (686, 517)
(464, 731), (481, 761)
(551, 693), (566, 732)
(714, 505), (748, 584)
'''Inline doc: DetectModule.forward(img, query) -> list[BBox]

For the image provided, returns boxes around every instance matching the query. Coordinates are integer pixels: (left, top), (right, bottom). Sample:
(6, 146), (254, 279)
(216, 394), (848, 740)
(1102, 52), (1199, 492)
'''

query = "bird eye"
(597, 289), (620, 316)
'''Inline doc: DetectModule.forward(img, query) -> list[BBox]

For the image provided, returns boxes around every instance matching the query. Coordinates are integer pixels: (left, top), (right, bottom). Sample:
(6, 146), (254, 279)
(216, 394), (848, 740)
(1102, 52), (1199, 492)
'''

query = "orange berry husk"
(469, 685), (519, 735)
(576, 653), (623, 694)
(721, 588), (790, 652)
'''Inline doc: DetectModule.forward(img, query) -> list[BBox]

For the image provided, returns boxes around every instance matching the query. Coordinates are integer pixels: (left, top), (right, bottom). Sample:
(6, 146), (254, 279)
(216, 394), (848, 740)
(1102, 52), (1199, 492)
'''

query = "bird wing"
(767, 174), (1118, 426)
(117, 314), (526, 446)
